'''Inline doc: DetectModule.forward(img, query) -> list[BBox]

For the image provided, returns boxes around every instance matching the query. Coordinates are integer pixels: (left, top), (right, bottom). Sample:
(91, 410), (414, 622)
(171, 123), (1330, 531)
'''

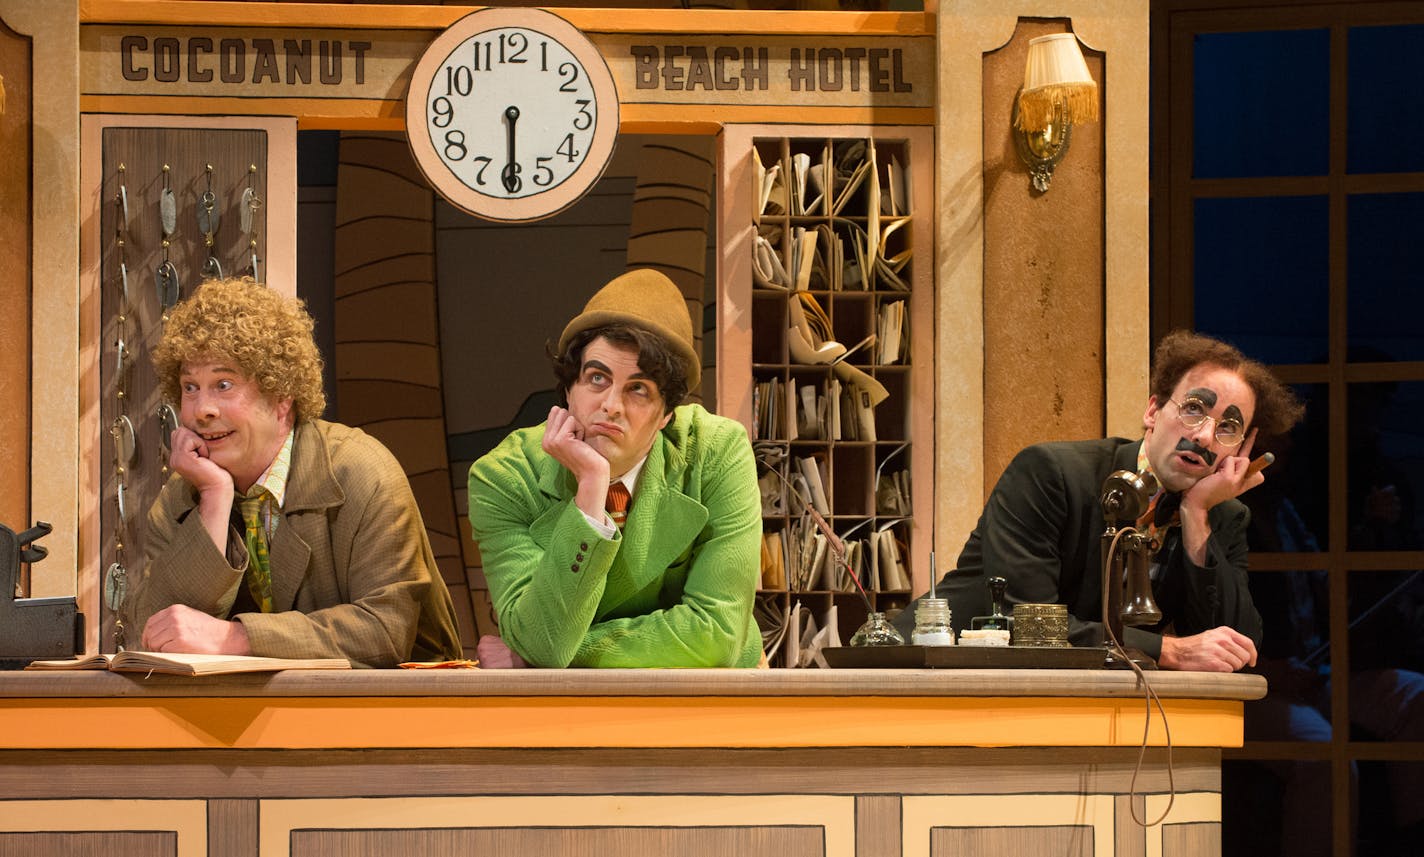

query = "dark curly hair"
(550, 324), (688, 415)
(1150, 330), (1304, 437)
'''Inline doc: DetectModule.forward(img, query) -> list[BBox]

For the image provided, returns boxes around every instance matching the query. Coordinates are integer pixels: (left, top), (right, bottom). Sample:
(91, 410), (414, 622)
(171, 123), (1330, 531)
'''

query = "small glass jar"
(849, 611), (905, 647)
(911, 597), (955, 646)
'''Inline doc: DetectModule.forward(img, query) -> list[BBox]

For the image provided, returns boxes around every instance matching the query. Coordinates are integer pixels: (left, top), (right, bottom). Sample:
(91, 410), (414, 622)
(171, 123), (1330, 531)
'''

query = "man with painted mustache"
(896, 330), (1304, 671)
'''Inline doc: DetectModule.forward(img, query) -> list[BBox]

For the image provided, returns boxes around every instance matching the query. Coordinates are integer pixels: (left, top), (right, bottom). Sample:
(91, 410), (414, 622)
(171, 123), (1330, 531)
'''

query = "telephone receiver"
(1100, 469), (1158, 522)
(1099, 471), (1164, 667)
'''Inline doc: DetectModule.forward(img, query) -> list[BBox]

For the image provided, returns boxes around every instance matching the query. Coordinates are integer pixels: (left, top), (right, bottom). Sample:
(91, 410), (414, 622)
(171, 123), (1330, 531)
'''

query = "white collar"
(613, 454), (649, 498)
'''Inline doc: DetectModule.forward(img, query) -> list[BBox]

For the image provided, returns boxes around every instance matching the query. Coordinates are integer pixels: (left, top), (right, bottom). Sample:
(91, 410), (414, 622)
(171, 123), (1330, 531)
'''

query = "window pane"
(1224, 759), (1333, 857)
(1348, 570), (1424, 734)
(1348, 193), (1424, 360)
(1348, 381), (1424, 550)
(1357, 760), (1424, 852)
(1194, 30), (1329, 178)
(1245, 384), (1329, 550)
(1194, 196), (1328, 364)
(1348, 24), (1424, 174)
(1244, 568), (1333, 737)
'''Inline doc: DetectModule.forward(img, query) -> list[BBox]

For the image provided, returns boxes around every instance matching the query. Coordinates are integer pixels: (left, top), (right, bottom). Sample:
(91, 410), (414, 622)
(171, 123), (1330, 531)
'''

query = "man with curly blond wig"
(895, 330), (1305, 672)
(129, 277), (461, 667)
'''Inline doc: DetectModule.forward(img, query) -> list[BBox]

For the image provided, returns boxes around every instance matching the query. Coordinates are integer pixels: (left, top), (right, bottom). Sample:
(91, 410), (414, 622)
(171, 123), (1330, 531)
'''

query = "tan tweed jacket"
(129, 419), (461, 667)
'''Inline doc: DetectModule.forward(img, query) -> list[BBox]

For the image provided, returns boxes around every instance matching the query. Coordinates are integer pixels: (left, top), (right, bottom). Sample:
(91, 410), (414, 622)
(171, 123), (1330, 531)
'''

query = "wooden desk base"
(0, 668), (1259, 857)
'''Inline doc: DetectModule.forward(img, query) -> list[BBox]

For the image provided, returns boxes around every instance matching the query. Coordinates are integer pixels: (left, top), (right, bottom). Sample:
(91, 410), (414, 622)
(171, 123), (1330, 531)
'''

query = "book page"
(110, 651), (351, 675)
(25, 653), (114, 670)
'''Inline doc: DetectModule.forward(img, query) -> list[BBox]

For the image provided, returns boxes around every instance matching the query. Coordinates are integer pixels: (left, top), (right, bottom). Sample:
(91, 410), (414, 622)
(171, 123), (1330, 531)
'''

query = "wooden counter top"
(0, 666), (1266, 700)
(0, 668), (1262, 752)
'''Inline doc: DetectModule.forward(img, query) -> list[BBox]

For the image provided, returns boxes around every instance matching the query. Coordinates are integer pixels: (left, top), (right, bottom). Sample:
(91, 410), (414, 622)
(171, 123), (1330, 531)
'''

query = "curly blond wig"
(152, 277), (326, 422)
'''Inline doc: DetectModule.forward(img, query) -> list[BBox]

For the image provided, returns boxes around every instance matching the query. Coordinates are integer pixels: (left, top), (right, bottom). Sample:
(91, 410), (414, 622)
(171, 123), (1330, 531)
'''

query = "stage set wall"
(0, 0), (1149, 652)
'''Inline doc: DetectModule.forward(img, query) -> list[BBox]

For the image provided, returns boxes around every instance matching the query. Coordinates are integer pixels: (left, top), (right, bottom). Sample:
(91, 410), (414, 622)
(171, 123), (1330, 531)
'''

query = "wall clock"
(405, 8), (620, 223)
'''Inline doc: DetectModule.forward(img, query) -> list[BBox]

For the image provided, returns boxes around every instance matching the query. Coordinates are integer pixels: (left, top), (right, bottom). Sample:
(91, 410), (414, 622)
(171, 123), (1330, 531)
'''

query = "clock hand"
(501, 105), (522, 194)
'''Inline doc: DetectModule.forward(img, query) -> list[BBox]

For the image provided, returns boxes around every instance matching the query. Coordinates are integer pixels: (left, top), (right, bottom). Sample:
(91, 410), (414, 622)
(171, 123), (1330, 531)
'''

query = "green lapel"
(602, 431), (709, 606)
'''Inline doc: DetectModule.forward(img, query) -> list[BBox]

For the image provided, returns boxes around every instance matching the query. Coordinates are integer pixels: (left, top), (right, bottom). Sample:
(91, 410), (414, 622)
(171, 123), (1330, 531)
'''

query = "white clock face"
(406, 9), (619, 222)
(428, 28), (596, 200)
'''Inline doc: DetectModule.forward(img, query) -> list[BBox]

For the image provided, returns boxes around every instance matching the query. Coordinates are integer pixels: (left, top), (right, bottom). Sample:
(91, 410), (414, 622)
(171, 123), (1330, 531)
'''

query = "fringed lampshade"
(1015, 33), (1098, 133)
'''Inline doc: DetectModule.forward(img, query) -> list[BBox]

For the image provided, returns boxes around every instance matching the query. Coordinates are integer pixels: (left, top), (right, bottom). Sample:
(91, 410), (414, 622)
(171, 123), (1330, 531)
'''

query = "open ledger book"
(25, 651), (351, 676)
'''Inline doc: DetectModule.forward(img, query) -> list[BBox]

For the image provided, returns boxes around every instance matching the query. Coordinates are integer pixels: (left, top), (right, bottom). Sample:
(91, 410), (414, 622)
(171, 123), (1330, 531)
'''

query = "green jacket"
(468, 404), (762, 667)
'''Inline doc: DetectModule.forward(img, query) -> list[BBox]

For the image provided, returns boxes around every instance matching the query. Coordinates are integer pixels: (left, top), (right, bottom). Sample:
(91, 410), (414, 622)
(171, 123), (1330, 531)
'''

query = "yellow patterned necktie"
(239, 494), (274, 612)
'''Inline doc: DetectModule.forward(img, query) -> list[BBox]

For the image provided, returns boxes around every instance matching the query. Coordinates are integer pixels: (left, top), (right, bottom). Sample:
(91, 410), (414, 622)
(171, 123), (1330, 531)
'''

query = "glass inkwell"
(799, 506), (902, 647)
(910, 551), (954, 646)
(849, 610), (905, 647)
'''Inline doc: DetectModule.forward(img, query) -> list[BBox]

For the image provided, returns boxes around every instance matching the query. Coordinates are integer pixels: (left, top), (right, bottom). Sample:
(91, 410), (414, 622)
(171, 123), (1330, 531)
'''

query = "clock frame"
(405, 8), (620, 223)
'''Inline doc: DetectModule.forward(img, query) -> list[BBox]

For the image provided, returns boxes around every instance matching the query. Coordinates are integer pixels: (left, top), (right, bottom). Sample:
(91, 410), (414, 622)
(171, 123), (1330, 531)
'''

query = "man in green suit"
(131, 277), (461, 668)
(469, 269), (762, 668)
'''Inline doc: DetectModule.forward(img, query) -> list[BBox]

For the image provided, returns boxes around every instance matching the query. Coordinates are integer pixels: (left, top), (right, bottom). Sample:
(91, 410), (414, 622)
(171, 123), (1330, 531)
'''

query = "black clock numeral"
(473, 33), (529, 72)
(500, 32), (529, 64)
(557, 61), (581, 93)
(533, 157), (554, 187)
(540, 41), (548, 72)
(444, 65), (473, 97)
(572, 99), (593, 131)
(431, 96), (454, 128)
(472, 40), (492, 71)
(443, 129), (468, 161)
(557, 133), (580, 163)
(444, 66), (471, 97)
(471, 156), (492, 186)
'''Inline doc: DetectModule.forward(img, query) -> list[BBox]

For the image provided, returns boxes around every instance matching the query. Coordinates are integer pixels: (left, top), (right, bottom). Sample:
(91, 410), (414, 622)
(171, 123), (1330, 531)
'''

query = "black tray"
(822, 645), (1106, 669)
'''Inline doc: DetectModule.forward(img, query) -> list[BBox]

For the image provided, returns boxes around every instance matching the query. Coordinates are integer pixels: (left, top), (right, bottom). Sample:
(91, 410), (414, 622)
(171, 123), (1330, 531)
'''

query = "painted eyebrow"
(580, 359), (654, 382)
(1186, 387), (1218, 408)
(1222, 404), (1245, 423)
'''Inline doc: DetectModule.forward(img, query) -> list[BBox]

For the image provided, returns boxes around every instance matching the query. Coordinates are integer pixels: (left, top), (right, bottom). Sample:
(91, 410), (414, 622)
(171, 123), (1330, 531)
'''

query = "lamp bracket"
(1012, 96), (1072, 194)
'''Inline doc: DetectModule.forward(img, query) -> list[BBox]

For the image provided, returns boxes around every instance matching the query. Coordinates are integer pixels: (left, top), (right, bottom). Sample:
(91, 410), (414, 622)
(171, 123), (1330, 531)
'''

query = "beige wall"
(935, 0), (1149, 569)
(0, 0), (79, 595)
(2, 0), (1152, 620)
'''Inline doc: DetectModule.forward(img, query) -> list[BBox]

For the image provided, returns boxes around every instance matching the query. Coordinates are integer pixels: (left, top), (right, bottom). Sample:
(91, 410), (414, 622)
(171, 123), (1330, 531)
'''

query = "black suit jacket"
(896, 438), (1263, 658)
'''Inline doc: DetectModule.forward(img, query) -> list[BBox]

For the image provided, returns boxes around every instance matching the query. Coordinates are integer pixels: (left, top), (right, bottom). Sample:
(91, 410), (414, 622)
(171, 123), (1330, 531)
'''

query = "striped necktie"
(605, 482), (631, 529)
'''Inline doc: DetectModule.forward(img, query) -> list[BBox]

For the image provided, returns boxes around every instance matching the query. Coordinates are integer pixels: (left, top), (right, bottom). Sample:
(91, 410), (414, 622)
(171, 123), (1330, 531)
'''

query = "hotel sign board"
(80, 25), (934, 114)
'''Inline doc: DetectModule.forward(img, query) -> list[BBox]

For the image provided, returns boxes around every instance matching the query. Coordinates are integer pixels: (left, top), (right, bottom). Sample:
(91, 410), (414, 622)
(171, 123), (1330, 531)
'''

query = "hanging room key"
(104, 561), (128, 613)
(160, 187), (176, 237)
(157, 403), (179, 452)
(118, 184), (130, 232)
(240, 186), (258, 235)
(199, 188), (223, 279)
(111, 415), (136, 471)
(155, 260), (181, 312)
(198, 189), (221, 236)
(115, 482), (129, 532)
(114, 336), (130, 381)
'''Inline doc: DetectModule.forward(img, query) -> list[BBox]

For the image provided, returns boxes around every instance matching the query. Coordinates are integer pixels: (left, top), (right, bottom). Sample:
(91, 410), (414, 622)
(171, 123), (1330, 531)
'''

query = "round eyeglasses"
(1170, 398), (1246, 447)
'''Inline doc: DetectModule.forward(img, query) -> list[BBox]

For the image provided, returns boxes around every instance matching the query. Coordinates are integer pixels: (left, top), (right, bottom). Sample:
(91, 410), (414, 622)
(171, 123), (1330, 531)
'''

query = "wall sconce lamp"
(1013, 33), (1099, 193)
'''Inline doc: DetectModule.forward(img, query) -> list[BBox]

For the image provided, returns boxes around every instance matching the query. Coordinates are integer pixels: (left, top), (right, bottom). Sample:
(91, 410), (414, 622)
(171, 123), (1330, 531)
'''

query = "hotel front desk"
(0, 667), (1262, 857)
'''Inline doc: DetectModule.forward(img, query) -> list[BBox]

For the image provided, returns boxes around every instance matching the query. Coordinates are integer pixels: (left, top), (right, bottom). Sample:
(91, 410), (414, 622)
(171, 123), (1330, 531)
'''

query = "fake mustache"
(1175, 438), (1217, 467)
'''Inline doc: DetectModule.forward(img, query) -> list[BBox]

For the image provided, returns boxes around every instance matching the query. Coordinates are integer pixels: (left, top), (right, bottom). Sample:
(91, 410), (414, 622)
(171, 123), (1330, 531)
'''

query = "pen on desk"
(1246, 451), (1275, 477)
